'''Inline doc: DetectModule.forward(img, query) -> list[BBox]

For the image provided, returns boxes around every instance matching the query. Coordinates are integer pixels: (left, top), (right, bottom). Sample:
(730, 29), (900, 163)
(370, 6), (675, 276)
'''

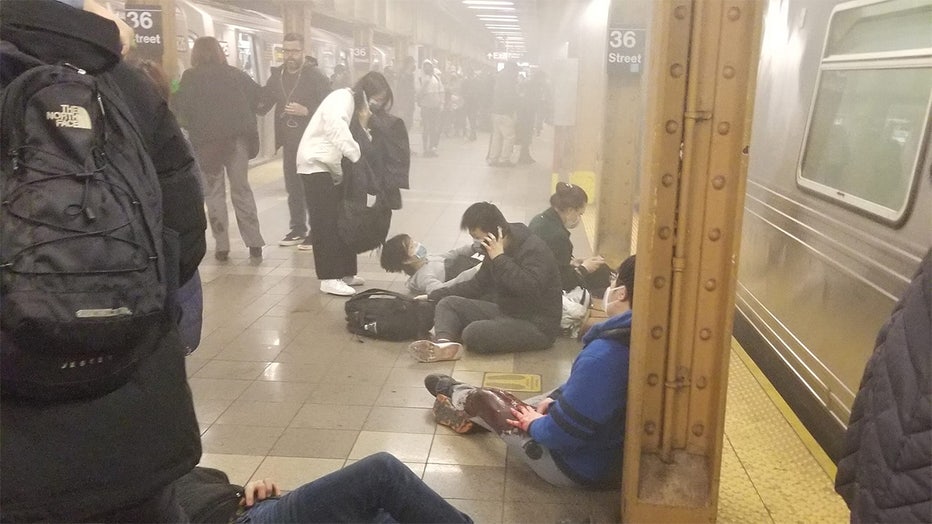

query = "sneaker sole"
(297, 246), (313, 251)
(433, 395), (474, 433)
(279, 240), (305, 246)
(409, 340), (463, 363)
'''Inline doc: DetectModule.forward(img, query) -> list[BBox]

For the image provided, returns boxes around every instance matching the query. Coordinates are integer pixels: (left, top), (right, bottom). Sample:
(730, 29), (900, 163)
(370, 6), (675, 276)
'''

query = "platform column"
(621, 1), (762, 522)
(124, 0), (178, 79)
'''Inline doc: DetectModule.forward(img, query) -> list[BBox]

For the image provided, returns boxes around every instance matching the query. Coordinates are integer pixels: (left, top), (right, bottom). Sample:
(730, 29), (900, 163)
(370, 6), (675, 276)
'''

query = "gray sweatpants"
(194, 137), (265, 252)
(433, 296), (554, 354)
(448, 385), (577, 487)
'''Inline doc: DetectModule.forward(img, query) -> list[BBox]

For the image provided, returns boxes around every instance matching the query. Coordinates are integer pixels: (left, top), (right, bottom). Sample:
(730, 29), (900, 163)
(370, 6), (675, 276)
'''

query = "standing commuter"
(296, 73), (394, 296)
(416, 60), (444, 157)
(487, 62), (519, 167)
(258, 33), (331, 250)
(1, 0), (206, 520)
(175, 37), (265, 261)
(393, 56), (417, 134)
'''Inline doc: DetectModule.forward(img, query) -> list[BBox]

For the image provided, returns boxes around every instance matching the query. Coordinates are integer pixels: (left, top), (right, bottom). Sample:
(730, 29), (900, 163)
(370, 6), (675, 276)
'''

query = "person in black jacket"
(257, 33), (331, 249)
(0, 0), (206, 520)
(835, 248), (931, 522)
(409, 202), (562, 361)
(175, 36), (265, 261)
(529, 182), (612, 295)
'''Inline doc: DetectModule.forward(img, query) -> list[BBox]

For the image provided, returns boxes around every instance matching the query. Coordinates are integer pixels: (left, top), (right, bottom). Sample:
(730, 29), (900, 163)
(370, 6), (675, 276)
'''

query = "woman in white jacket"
(296, 73), (393, 296)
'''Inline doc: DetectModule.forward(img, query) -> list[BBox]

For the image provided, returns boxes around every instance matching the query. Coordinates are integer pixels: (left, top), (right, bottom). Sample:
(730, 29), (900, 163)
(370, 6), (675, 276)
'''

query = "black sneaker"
(424, 374), (462, 398)
(279, 233), (305, 246)
(249, 247), (262, 259)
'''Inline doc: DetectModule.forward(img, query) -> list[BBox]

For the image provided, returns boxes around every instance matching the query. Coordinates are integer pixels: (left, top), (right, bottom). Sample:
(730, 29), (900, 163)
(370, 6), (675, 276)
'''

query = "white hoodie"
(295, 87), (361, 182)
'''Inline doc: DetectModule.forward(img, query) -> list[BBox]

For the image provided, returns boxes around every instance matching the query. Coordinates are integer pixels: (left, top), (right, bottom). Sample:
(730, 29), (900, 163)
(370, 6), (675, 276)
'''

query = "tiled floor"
(189, 129), (849, 522)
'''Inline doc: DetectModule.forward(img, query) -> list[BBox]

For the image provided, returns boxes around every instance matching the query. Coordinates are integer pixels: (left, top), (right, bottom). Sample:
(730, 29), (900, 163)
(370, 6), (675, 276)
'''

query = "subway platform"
(189, 128), (850, 523)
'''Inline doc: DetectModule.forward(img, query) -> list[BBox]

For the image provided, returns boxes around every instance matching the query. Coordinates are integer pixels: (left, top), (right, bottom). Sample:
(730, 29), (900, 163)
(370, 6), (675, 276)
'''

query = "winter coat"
(835, 249), (932, 523)
(257, 60), (331, 150)
(429, 223), (562, 339)
(529, 311), (631, 488)
(174, 63), (261, 146)
(529, 207), (585, 292)
(296, 87), (360, 181)
(0, 0), (206, 519)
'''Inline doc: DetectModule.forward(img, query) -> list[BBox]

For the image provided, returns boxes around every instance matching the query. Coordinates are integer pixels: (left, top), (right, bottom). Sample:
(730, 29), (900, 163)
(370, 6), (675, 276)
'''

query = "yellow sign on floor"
(482, 373), (541, 393)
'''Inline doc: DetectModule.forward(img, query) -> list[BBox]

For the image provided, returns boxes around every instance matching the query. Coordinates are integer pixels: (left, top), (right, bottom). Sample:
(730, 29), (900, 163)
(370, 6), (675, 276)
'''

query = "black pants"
(302, 172), (357, 280)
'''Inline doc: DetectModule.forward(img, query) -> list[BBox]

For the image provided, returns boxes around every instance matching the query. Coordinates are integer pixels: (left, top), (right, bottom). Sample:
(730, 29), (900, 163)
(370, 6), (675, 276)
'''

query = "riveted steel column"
(621, 1), (761, 521)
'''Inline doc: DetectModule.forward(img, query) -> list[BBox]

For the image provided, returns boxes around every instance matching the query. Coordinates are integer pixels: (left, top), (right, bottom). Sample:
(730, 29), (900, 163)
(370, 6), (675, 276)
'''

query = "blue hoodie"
(528, 311), (631, 488)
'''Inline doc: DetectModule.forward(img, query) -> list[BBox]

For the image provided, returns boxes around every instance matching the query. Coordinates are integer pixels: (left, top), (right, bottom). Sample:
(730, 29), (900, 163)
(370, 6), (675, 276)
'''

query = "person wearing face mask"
(409, 202), (562, 361)
(380, 234), (481, 294)
(529, 183), (613, 295)
(421, 255), (636, 488)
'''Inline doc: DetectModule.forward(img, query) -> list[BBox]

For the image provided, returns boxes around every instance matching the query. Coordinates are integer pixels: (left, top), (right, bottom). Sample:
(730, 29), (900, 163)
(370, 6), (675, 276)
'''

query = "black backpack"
(174, 467), (244, 524)
(345, 288), (435, 341)
(0, 44), (173, 400)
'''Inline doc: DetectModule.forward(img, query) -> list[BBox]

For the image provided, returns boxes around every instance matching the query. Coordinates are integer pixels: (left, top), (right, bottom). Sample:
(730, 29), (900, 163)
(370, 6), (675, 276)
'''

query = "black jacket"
(258, 60), (331, 150)
(529, 207), (585, 292)
(835, 249), (932, 522)
(174, 63), (261, 146)
(0, 1), (206, 520)
(429, 223), (562, 338)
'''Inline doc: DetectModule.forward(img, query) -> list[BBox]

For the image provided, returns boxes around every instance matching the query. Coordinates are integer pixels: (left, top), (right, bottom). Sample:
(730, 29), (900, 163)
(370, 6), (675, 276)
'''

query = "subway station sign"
(123, 5), (164, 60)
(607, 28), (645, 74)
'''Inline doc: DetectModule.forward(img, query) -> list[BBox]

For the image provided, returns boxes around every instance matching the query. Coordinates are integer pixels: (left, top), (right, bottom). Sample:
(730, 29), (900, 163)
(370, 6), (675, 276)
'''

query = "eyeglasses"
(283, 48), (303, 55)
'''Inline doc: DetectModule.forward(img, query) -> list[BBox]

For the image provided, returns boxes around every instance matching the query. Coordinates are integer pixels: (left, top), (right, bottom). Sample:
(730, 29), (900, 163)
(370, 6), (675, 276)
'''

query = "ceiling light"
(467, 6), (516, 10)
(463, 0), (514, 5)
(477, 14), (518, 19)
(485, 24), (521, 29)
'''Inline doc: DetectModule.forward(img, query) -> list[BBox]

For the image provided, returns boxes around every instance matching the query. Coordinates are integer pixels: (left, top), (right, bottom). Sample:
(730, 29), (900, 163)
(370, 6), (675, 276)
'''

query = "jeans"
(193, 137), (265, 252)
(282, 140), (309, 238)
(434, 296), (553, 354)
(236, 453), (472, 523)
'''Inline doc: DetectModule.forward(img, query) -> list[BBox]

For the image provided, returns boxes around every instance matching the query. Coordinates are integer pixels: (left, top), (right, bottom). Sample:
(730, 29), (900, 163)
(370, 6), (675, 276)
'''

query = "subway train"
(734, 0), (931, 461)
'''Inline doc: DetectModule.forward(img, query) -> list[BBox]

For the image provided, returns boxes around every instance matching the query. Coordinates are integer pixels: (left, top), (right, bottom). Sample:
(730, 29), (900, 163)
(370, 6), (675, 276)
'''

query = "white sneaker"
(297, 242), (313, 252)
(320, 279), (356, 296)
(408, 340), (464, 363)
(343, 275), (365, 286)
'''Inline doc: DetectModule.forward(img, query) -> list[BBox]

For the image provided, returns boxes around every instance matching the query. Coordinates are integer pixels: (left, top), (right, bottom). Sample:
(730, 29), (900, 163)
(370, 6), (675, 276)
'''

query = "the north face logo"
(46, 104), (92, 130)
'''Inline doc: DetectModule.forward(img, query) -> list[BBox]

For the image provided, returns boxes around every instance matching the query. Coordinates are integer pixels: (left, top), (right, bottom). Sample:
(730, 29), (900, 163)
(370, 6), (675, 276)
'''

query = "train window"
(798, 0), (932, 224)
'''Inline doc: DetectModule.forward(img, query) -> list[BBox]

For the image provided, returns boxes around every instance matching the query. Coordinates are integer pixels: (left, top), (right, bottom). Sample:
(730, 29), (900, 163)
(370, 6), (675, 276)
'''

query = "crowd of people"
(0, 1), (630, 521)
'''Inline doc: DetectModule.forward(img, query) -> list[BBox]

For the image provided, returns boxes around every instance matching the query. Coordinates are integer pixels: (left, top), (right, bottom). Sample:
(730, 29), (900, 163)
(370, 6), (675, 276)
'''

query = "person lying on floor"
(408, 201), (562, 362)
(177, 452), (473, 523)
(380, 233), (481, 295)
(421, 255), (636, 489)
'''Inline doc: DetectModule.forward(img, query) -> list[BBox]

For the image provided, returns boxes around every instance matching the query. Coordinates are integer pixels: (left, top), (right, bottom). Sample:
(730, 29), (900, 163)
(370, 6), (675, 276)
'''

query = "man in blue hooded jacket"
(424, 255), (635, 489)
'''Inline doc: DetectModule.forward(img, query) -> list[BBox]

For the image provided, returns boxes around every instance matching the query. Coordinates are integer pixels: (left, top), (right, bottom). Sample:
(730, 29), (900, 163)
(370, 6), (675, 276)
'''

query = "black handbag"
(337, 195), (391, 254)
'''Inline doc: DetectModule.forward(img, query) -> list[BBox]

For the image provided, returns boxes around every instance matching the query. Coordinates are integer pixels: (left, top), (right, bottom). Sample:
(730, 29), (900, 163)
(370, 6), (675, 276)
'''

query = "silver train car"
(735, 0), (931, 460)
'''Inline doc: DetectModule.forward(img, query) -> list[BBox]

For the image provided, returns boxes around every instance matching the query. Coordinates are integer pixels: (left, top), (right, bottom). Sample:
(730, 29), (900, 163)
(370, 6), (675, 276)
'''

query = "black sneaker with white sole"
(279, 233), (305, 246)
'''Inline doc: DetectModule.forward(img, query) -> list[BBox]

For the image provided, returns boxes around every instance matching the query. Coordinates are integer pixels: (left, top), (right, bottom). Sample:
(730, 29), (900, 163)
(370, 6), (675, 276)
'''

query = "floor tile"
(239, 380), (316, 403)
(193, 360), (270, 380)
(198, 453), (264, 486)
(188, 377), (252, 401)
(305, 383), (383, 406)
(193, 398), (234, 425)
(423, 464), (507, 502)
(290, 403), (372, 430)
(349, 431), (434, 463)
(362, 406), (437, 434)
(269, 428), (359, 459)
(214, 400), (302, 427)
(201, 424), (284, 455)
(252, 456), (344, 491)
(321, 361), (392, 386)
(259, 361), (331, 383)
(504, 460), (591, 505)
(375, 385), (436, 409)
(429, 433), (508, 467)
(503, 501), (593, 524)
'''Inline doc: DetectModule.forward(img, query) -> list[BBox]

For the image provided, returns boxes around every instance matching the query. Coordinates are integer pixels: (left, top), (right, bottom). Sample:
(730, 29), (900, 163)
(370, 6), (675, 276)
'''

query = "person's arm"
(255, 68), (278, 116)
(428, 262), (486, 301)
(525, 345), (629, 451)
(241, 478), (281, 508)
(321, 90), (361, 163)
(488, 241), (553, 301)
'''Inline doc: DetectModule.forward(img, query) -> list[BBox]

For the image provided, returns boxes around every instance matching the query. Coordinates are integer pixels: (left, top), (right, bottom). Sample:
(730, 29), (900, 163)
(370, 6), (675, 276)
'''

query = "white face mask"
(602, 285), (625, 311)
(413, 242), (428, 260)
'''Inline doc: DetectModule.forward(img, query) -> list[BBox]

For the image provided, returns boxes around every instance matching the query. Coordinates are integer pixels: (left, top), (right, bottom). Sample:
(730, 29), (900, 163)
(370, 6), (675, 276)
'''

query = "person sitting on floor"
(421, 255), (636, 489)
(380, 233), (481, 295)
(177, 452), (472, 523)
(408, 202), (562, 362)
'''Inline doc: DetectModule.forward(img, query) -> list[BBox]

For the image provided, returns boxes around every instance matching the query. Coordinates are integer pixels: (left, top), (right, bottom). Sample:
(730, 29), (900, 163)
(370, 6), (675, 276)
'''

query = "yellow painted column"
(621, 1), (762, 521)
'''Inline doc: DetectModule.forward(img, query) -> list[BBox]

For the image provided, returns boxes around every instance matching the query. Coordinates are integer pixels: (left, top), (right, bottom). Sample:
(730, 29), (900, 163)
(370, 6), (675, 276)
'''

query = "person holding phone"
(408, 202), (562, 361)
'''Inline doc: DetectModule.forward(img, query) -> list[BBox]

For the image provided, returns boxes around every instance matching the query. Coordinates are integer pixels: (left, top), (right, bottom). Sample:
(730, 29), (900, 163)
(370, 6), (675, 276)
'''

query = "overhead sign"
(123, 5), (164, 60)
(352, 46), (370, 63)
(607, 28), (645, 74)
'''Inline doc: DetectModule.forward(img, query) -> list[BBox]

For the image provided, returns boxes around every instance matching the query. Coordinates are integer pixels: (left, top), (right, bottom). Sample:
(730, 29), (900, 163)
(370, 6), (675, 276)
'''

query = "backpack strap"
(0, 40), (45, 88)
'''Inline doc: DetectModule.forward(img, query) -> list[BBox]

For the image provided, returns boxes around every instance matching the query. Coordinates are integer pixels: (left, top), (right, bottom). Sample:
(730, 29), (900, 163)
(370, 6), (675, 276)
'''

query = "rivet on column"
(692, 423), (705, 436)
(674, 5), (688, 19)
(717, 121), (731, 135)
(712, 176), (726, 189)
(722, 65), (735, 79)
(704, 279), (717, 291)
(708, 228), (721, 241)
(659, 226), (671, 239)
(647, 373), (659, 386)
(696, 376), (708, 389)
(645, 421), (657, 435)
(670, 63), (685, 78)
(653, 276), (666, 289)
(727, 6), (741, 20)
(665, 120), (679, 134)
(699, 328), (711, 340)
(651, 326), (664, 339)
(662, 173), (675, 187)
